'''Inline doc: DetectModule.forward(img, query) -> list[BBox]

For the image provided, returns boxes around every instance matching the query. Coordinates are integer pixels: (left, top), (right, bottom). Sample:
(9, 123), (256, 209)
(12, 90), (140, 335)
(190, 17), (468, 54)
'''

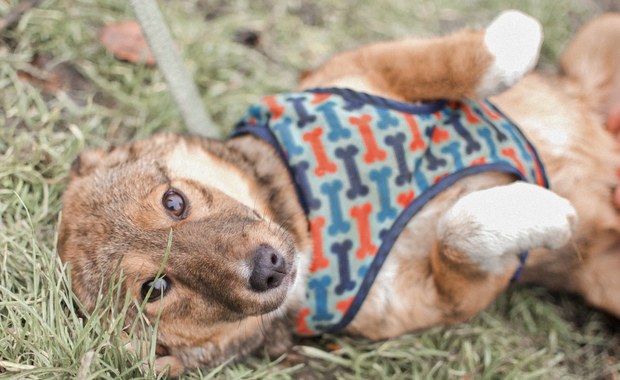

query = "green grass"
(1, 0), (619, 378)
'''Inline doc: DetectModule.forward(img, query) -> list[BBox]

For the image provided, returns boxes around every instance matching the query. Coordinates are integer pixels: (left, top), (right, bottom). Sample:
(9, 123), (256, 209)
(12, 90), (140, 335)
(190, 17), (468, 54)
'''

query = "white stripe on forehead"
(166, 140), (256, 209)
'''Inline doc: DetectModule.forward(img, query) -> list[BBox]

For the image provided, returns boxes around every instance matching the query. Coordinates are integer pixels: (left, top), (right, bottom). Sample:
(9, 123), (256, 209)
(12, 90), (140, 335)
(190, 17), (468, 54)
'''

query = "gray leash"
(129, 0), (219, 138)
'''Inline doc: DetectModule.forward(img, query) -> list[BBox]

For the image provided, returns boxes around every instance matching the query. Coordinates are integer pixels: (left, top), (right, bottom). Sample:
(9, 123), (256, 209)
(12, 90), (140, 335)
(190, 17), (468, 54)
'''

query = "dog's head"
(58, 133), (308, 365)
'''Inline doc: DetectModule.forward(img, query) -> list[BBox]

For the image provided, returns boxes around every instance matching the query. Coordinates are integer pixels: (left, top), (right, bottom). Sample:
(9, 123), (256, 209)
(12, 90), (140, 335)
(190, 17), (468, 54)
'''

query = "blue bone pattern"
(320, 180), (351, 236)
(273, 117), (304, 156)
(335, 145), (369, 200)
(441, 141), (465, 170)
(233, 89), (548, 336)
(478, 128), (503, 163)
(342, 96), (365, 111)
(375, 106), (400, 130)
(475, 108), (508, 142)
(502, 121), (531, 160)
(308, 275), (334, 321)
(422, 130), (448, 170)
(384, 132), (412, 185)
(292, 161), (321, 210)
(317, 101), (352, 142)
(287, 96), (317, 128)
(330, 240), (357, 295)
(447, 113), (482, 154)
(369, 167), (398, 222)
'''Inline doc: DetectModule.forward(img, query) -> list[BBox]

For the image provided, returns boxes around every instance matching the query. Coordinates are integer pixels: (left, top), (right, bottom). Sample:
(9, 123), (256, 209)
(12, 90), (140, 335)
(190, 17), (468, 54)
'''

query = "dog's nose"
(249, 245), (287, 292)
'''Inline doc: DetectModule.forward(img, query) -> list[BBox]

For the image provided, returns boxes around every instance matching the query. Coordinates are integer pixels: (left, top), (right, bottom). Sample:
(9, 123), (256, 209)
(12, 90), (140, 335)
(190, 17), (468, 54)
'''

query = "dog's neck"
(223, 135), (311, 250)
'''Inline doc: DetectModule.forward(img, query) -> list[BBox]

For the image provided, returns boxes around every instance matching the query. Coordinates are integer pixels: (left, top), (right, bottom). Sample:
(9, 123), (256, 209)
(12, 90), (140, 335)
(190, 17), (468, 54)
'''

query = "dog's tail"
(299, 10), (542, 102)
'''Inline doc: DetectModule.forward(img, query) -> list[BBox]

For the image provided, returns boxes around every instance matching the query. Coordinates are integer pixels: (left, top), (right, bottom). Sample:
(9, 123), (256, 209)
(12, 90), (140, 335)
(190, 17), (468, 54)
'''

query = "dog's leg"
(351, 181), (577, 339)
(300, 10), (542, 101)
(154, 356), (186, 378)
(438, 182), (577, 274)
(122, 333), (186, 377)
(432, 182), (576, 317)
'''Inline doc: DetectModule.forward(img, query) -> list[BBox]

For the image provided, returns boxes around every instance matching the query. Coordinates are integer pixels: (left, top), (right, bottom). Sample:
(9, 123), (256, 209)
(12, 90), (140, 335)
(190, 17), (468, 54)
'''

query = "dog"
(58, 11), (620, 376)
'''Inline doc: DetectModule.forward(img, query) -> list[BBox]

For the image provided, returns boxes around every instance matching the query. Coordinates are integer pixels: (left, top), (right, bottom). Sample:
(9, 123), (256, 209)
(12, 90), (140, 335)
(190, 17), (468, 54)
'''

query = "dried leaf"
(99, 20), (155, 65)
(17, 54), (113, 107)
(17, 54), (88, 94)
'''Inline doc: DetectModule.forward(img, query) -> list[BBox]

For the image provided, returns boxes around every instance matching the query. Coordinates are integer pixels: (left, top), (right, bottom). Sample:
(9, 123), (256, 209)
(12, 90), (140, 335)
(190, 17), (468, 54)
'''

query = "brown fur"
(299, 28), (492, 101)
(58, 13), (620, 376)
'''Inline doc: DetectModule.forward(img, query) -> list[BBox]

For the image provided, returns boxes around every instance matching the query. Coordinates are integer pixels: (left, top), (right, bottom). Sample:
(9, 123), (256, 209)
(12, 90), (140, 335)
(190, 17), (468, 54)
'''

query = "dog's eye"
(162, 189), (187, 218)
(141, 277), (170, 302)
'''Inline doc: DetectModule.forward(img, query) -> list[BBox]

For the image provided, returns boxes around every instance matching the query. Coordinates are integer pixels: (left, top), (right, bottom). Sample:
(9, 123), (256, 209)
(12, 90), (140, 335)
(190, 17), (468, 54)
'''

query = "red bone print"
(501, 147), (526, 174)
(433, 173), (448, 184)
(402, 113), (426, 151)
(350, 203), (377, 259)
(296, 308), (312, 336)
(431, 126), (450, 144)
(349, 114), (387, 164)
(472, 157), (487, 165)
(309, 216), (330, 272)
(397, 190), (415, 207)
(479, 101), (502, 121)
(336, 297), (354, 315)
(311, 93), (332, 104)
(303, 128), (338, 176)
(461, 102), (482, 123)
(262, 95), (285, 121)
(526, 145), (545, 186)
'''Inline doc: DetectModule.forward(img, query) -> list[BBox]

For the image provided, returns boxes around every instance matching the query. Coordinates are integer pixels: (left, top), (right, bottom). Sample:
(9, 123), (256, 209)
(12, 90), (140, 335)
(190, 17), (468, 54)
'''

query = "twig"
(0, 360), (36, 371)
(76, 351), (95, 380)
(0, 0), (41, 32)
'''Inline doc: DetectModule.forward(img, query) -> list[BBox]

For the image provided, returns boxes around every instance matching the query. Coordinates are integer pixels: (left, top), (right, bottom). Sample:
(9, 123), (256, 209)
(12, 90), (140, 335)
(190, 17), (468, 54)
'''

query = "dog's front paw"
(438, 182), (577, 272)
(477, 10), (543, 97)
(154, 355), (186, 378)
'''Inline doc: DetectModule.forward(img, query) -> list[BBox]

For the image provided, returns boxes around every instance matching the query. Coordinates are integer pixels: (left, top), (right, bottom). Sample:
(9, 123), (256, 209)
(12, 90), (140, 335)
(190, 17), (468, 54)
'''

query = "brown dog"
(58, 11), (620, 376)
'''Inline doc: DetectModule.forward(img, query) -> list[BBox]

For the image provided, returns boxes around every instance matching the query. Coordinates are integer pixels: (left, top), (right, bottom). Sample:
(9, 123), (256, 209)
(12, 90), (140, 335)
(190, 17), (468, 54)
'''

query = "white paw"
(476, 10), (543, 97)
(438, 182), (577, 273)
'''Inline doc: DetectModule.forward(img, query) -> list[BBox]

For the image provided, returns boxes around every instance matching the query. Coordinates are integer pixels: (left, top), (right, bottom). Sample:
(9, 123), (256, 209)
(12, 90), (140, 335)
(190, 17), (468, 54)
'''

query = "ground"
(1, 0), (619, 379)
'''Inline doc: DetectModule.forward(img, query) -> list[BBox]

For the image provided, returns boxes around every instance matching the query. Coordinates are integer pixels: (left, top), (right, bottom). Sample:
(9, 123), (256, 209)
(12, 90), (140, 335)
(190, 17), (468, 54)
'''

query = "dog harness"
(233, 88), (548, 336)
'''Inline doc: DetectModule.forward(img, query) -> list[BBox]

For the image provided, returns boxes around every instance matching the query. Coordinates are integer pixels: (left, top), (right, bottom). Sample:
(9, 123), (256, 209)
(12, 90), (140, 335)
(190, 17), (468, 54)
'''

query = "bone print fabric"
(234, 88), (548, 336)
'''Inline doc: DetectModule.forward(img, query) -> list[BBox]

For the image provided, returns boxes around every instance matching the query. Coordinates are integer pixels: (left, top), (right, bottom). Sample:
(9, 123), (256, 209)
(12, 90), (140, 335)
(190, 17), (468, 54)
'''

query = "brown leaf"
(99, 20), (155, 65)
(17, 54), (114, 107)
(325, 343), (341, 352)
(17, 54), (88, 94)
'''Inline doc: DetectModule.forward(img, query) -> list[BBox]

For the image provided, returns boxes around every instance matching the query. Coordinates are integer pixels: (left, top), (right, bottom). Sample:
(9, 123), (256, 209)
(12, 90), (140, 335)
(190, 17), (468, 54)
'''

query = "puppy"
(58, 11), (620, 376)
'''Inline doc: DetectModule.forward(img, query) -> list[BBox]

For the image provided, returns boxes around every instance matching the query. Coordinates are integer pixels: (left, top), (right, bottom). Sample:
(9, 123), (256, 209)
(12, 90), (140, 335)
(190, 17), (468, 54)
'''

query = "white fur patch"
(167, 141), (256, 208)
(477, 10), (543, 98)
(330, 76), (377, 95)
(438, 182), (577, 273)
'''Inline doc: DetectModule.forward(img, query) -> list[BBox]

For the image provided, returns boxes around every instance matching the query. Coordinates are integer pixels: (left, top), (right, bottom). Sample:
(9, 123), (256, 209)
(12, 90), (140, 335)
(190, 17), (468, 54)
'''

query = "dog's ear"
(69, 149), (105, 179)
(69, 146), (130, 179)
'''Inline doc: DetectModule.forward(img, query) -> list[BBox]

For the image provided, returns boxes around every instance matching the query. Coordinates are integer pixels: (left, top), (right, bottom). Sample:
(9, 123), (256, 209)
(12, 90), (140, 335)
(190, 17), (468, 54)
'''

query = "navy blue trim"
(232, 91), (548, 333)
(512, 251), (529, 282)
(232, 123), (311, 215)
(306, 87), (447, 115)
(326, 162), (530, 333)
(484, 100), (549, 188)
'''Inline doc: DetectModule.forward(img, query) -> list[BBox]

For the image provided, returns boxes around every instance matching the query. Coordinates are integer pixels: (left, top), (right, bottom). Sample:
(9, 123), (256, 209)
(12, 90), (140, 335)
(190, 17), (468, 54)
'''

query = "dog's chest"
(234, 88), (546, 335)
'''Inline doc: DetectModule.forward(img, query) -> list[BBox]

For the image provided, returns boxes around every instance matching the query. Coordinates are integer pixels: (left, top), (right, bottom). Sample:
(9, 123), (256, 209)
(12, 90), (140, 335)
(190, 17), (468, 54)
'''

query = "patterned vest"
(233, 88), (548, 336)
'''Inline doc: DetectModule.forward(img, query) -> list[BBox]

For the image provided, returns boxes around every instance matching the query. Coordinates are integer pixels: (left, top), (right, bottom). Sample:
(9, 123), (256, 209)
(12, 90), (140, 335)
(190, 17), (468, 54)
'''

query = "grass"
(1, 0), (619, 378)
